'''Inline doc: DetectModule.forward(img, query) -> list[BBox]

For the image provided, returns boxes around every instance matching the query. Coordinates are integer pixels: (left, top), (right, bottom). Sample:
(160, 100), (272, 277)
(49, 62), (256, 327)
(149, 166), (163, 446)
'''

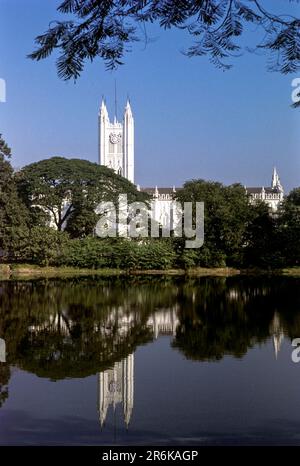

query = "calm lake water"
(0, 275), (300, 445)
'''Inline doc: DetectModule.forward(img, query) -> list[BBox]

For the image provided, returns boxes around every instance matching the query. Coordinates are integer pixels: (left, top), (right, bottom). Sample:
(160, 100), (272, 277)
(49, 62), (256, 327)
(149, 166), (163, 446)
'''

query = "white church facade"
(246, 167), (284, 213)
(98, 99), (284, 222)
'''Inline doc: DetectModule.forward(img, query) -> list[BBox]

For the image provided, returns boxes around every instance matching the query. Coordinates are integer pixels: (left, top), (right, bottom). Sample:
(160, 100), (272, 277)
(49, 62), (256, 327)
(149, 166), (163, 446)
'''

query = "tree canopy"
(176, 179), (252, 266)
(278, 187), (300, 266)
(29, 0), (300, 80)
(17, 156), (148, 236)
(0, 133), (11, 161)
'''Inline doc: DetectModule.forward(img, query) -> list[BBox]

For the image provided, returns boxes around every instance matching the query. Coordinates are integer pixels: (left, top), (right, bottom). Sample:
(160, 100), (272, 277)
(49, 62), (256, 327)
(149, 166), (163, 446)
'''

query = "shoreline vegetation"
(1, 264), (300, 280)
(1, 148), (299, 275)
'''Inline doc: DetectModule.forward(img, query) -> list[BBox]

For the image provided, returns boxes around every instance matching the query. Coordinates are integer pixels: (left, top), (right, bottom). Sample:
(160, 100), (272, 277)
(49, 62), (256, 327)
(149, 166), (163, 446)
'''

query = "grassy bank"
(0, 264), (299, 280)
(281, 267), (300, 276)
(0, 264), (124, 279)
(0, 264), (239, 279)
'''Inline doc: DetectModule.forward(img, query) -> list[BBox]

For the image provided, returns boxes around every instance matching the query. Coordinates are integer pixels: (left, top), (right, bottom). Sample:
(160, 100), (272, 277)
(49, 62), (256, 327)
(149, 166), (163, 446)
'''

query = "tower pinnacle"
(271, 167), (283, 192)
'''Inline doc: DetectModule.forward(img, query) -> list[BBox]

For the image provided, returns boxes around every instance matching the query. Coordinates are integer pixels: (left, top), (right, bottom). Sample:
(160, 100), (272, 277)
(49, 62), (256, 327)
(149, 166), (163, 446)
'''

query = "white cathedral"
(99, 99), (182, 228)
(98, 99), (284, 217)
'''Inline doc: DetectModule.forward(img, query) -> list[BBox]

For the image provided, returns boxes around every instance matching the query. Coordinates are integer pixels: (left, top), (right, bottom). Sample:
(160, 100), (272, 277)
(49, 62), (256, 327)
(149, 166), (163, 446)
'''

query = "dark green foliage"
(0, 135), (29, 252)
(0, 134), (11, 160)
(243, 202), (283, 268)
(133, 239), (176, 270)
(176, 180), (251, 267)
(175, 247), (200, 269)
(58, 237), (176, 270)
(278, 188), (300, 266)
(29, 1), (300, 80)
(8, 226), (69, 266)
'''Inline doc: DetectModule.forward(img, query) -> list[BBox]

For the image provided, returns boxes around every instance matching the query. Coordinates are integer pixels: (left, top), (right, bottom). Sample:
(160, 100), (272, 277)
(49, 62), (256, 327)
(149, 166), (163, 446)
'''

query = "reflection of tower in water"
(98, 307), (179, 429)
(98, 354), (134, 428)
(269, 312), (284, 359)
(0, 338), (5, 363)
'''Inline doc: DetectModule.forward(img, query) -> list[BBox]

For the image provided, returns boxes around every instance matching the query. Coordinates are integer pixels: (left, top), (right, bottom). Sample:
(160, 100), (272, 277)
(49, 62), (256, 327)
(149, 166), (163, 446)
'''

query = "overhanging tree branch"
(28, 0), (300, 80)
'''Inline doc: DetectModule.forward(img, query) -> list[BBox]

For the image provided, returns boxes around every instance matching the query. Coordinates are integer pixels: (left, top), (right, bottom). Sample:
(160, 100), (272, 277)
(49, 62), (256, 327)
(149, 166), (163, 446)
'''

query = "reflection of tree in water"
(172, 277), (300, 361)
(0, 277), (179, 380)
(0, 363), (9, 408)
(0, 276), (299, 383)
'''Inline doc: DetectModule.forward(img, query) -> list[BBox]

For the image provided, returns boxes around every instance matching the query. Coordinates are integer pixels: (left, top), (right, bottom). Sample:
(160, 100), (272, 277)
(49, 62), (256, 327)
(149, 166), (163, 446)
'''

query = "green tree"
(278, 187), (300, 266)
(176, 180), (251, 267)
(29, 1), (300, 80)
(12, 226), (70, 266)
(0, 134), (28, 254)
(0, 134), (11, 159)
(17, 156), (148, 236)
(243, 201), (283, 268)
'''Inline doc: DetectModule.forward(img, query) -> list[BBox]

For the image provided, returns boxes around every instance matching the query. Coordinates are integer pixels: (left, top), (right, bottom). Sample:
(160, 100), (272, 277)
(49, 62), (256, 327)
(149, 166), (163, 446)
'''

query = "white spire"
(271, 166), (283, 191)
(271, 167), (278, 188)
(98, 98), (109, 166)
(123, 99), (134, 183)
(125, 99), (133, 116)
(99, 98), (108, 117)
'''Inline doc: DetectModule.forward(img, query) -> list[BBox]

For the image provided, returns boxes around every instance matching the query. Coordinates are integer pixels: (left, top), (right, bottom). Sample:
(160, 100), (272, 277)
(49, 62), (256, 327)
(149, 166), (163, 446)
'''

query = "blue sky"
(0, 0), (299, 191)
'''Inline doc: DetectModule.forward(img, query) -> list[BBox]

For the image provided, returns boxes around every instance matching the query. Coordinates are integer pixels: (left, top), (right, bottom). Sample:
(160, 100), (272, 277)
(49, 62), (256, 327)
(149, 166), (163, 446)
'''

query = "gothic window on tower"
(117, 136), (122, 154)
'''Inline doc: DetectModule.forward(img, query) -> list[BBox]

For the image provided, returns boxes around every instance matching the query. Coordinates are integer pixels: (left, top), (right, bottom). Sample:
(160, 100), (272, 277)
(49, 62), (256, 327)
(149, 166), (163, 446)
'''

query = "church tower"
(98, 99), (134, 184)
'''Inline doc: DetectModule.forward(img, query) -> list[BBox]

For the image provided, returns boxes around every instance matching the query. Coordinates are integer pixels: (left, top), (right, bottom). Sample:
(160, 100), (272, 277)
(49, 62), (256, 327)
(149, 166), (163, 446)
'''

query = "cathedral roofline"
(246, 187), (284, 194)
(140, 187), (182, 194)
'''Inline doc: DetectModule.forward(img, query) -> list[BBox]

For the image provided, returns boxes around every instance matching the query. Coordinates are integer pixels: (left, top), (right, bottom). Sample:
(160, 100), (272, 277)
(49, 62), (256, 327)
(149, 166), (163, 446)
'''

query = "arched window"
(117, 137), (122, 154)
(109, 141), (114, 153)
